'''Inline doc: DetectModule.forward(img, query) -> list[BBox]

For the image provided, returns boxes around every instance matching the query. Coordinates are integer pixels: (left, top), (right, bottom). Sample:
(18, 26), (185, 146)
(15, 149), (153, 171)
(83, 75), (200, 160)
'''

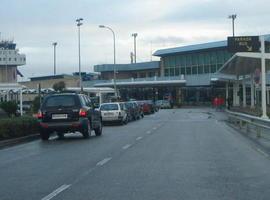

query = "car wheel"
(40, 130), (50, 141)
(94, 121), (102, 136)
(82, 120), (91, 139)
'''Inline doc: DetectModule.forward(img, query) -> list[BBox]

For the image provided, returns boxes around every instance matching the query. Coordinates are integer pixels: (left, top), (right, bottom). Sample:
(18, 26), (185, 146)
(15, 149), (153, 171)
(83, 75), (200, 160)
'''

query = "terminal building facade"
(93, 40), (240, 105)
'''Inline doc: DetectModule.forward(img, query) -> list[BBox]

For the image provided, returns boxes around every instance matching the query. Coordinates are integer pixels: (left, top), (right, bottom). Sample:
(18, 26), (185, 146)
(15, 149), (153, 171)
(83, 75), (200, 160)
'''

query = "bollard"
(239, 120), (243, 130)
(246, 123), (250, 133)
(256, 126), (261, 138)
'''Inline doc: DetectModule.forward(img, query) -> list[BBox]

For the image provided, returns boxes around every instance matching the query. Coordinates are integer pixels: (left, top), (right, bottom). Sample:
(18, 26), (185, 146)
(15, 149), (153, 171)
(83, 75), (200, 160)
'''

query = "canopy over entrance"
(218, 52), (270, 76)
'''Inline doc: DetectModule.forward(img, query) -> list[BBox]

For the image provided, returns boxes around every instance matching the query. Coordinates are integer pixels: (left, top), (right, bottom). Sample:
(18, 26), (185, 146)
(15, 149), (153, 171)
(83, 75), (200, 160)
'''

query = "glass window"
(181, 55), (186, 66)
(176, 55), (181, 66)
(191, 54), (198, 65)
(217, 51), (224, 63)
(169, 56), (175, 67)
(44, 95), (77, 108)
(204, 52), (210, 65)
(192, 66), (198, 75)
(169, 68), (175, 76)
(198, 53), (204, 65)
(210, 52), (217, 64)
(204, 65), (210, 73)
(186, 67), (191, 75)
(210, 64), (216, 73)
(164, 57), (169, 68)
(186, 54), (191, 66)
(175, 67), (180, 76)
(100, 103), (119, 111)
(198, 65), (204, 74)
(217, 64), (223, 70)
(164, 69), (169, 76)
(180, 67), (185, 75)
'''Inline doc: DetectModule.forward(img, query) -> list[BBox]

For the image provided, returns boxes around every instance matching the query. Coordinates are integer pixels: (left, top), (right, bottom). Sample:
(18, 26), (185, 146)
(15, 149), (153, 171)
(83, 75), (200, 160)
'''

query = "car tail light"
(79, 109), (87, 117)
(37, 110), (44, 119)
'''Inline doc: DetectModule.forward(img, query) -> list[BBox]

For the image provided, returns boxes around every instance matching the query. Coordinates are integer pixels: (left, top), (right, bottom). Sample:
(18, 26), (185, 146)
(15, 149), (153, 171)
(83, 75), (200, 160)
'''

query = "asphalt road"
(1, 108), (270, 200)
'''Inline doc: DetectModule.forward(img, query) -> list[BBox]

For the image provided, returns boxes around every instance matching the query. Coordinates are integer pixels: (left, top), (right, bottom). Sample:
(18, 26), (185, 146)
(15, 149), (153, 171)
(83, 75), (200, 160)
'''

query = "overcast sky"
(1, 0), (269, 80)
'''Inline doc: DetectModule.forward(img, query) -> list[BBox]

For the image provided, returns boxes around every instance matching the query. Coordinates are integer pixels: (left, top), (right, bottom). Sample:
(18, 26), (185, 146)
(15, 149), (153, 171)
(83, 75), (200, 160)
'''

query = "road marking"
(146, 130), (152, 134)
(50, 136), (58, 140)
(136, 136), (143, 141)
(152, 127), (157, 130)
(96, 157), (112, 166)
(122, 144), (131, 150)
(41, 184), (71, 200)
(256, 148), (269, 158)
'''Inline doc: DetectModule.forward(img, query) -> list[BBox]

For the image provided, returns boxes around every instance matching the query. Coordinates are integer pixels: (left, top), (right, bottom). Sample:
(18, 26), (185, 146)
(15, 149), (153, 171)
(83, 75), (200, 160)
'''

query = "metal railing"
(226, 110), (270, 138)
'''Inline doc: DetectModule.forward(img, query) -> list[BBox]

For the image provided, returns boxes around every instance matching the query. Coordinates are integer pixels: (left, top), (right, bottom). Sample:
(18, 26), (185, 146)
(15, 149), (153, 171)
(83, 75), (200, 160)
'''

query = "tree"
(52, 81), (66, 92)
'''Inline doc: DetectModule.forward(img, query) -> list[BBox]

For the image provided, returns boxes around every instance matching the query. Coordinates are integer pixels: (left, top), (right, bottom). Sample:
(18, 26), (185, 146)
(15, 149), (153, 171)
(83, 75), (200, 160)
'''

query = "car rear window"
(44, 95), (77, 108)
(100, 104), (119, 111)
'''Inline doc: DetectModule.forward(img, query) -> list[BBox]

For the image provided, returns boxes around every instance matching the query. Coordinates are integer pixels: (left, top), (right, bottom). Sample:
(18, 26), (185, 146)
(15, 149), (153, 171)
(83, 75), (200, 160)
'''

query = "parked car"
(146, 100), (156, 113)
(124, 102), (134, 122)
(155, 100), (171, 109)
(99, 102), (128, 125)
(125, 101), (141, 120)
(135, 101), (144, 118)
(38, 93), (102, 140)
(137, 100), (153, 114)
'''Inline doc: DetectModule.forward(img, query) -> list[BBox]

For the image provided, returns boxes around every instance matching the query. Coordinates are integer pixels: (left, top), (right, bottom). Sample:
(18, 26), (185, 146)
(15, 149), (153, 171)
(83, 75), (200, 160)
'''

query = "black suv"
(38, 93), (102, 140)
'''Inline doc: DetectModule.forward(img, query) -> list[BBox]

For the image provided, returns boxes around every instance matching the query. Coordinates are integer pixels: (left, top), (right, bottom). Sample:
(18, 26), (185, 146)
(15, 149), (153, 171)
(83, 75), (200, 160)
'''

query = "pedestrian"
(227, 97), (232, 110)
(213, 97), (218, 111)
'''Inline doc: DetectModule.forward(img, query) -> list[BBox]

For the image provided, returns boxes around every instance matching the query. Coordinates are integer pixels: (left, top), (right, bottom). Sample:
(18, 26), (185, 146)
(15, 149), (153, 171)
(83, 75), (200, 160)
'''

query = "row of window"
(164, 64), (223, 76)
(0, 57), (26, 62)
(163, 50), (233, 68)
(0, 50), (17, 55)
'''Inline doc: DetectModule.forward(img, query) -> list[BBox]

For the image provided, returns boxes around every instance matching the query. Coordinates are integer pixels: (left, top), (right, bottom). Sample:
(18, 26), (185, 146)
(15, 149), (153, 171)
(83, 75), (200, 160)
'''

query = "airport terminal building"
(92, 40), (240, 105)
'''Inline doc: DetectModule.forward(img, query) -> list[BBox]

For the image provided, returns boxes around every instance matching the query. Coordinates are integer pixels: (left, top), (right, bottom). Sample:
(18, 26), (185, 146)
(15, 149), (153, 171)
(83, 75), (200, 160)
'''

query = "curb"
(0, 134), (40, 149)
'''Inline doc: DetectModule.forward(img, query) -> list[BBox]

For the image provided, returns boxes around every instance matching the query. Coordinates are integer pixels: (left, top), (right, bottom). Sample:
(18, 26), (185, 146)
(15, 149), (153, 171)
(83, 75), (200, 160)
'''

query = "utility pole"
(76, 18), (83, 92)
(52, 42), (57, 75)
(99, 25), (117, 97)
(131, 33), (138, 63)
(228, 14), (237, 37)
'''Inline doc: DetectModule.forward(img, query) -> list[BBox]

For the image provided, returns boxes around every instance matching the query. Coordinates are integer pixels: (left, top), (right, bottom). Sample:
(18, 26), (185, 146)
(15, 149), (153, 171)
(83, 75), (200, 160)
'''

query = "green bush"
(0, 116), (39, 140)
(0, 101), (18, 117)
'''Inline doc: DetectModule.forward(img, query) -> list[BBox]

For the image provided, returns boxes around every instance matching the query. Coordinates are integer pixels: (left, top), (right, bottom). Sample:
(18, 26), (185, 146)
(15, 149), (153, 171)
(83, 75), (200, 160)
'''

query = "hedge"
(0, 116), (39, 140)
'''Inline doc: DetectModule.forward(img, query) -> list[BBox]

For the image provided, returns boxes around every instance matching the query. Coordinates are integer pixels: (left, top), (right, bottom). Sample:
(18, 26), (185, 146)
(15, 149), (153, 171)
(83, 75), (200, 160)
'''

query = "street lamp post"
(99, 25), (117, 97)
(76, 18), (83, 91)
(228, 14), (237, 37)
(52, 42), (57, 75)
(131, 33), (138, 63)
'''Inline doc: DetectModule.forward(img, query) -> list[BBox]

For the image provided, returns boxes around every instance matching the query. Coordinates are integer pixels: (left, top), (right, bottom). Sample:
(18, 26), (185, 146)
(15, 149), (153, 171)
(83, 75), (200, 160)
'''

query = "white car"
(99, 102), (128, 124)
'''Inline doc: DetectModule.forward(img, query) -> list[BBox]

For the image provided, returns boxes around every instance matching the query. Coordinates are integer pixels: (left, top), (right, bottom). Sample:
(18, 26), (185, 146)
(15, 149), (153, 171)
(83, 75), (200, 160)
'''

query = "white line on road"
(152, 127), (157, 130)
(96, 157), (112, 166)
(136, 136), (143, 141)
(41, 184), (71, 200)
(146, 130), (152, 134)
(122, 144), (132, 150)
(256, 148), (269, 158)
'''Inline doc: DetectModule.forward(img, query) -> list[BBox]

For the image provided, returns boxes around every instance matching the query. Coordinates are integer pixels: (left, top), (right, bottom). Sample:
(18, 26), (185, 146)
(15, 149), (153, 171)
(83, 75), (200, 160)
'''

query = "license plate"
(52, 114), (68, 119)
(104, 112), (113, 116)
